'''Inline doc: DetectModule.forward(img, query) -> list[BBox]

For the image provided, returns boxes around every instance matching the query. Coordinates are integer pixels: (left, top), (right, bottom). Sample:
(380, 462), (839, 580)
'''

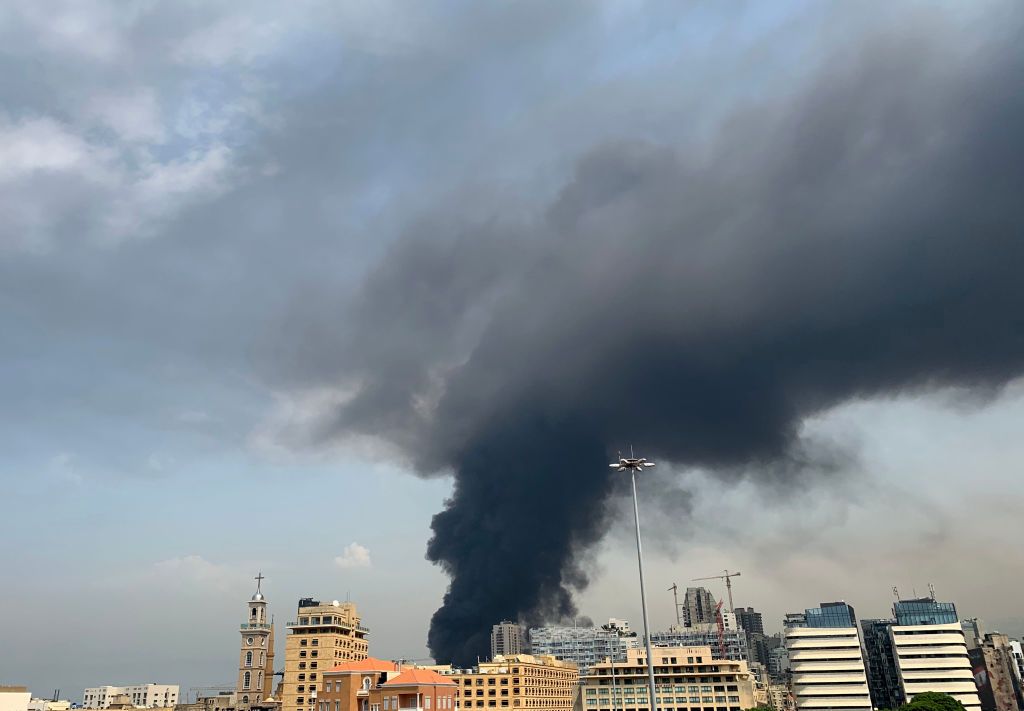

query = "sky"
(1, 0), (1023, 698)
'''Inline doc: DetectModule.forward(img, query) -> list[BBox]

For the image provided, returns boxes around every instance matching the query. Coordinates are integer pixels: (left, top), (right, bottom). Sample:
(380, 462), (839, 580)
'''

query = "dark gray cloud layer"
(325, 13), (1024, 663)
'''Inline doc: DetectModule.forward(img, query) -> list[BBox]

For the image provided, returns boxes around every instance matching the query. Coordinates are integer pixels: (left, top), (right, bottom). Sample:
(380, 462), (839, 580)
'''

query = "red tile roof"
(328, 658), (400, 673)
(382, 669), (456, 687)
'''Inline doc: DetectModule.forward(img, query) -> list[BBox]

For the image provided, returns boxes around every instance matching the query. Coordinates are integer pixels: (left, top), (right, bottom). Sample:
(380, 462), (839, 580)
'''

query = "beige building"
(429, 654), (578, 711)
(491, 622), (527, 660)
(582, 646), (754, 711)
(238, 575), (276, 708)
(282, 599), (369, 711)
(1, 687), (31, 711)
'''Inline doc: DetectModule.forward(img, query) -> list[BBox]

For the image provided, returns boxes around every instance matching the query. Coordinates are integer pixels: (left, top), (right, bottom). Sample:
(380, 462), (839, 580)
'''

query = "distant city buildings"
(282, 598), (369, 711)
(528, 619), (638, 674)
(970, 633), (1023, 711)
(651, 614), (748, 662)
(581, 645), (755, 711)
(490, 622), (526, 659)
(82, 686), (179, 709)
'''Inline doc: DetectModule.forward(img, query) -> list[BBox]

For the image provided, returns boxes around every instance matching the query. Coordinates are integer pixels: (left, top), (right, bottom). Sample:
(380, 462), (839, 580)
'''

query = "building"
(28, 701), (71, 711)
(435, 654), (578, 711)
(782, 614), (806, 630)
(785, 602), (872, 711)
(735, 609), (763, 636)
(282, 599), (370, 711)
(492, 622), (527, 659)
(651, 618), (748, 662)
(581, 645), (755, 711)
(766, 685), (793, 711)
(319, 658), (403, 711)
(767, 647), (789, 682)
(969, 633), (1022, 711)
(175, 691), (238, 711)
(528, 620), (638, 674)
(239, 575), (277, 708)
(964, 620), (985, 651)
(1, 687), (31, 711)
(890, 598), (980, 710)
(861, 620), (901, 711)
(83, 687), (180, 709)
(682, 589), (719, 628)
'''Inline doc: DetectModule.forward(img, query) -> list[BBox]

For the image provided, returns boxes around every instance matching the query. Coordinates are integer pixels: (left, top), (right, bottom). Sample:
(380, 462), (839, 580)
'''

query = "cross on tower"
(255, 571), (265, 593)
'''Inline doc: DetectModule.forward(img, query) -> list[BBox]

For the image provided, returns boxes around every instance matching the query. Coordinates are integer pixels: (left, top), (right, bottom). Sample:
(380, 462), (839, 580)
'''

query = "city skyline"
(3, 0), (1024, 703)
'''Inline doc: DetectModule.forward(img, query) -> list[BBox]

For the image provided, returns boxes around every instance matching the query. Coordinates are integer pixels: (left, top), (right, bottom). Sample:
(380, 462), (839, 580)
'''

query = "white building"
(528, 619), (639, 674)
(652, 616), (748, 662)
(890, 623), (980, 710)
(83, 685), (179, 709)
(28, 700), (71, 711)
(785, 603), (872, 711)
(0, 687), (31, 711)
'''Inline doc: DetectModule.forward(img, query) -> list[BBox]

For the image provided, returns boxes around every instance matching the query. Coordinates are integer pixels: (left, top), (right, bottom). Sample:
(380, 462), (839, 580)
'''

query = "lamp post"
(610, 452), (658, 711)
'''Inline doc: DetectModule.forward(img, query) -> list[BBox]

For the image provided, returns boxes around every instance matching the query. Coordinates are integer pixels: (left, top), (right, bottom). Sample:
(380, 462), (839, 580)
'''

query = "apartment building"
(82, 686), (179, 709)
(529, 620), (638, 674)
(432, 654), (578, 711)
(492, 623), (527, 659)
(651, 617), (748, 663)
(283, 598), (370, 711)
(785, 602), (872, 711)
(581, 645), (755, 711)
(319, 658), (402, 711)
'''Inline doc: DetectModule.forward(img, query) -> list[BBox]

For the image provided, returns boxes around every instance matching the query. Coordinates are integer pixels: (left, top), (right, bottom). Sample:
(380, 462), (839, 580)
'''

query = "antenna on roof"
(928, 583), (936, 600)
(892, 586), (900, 600)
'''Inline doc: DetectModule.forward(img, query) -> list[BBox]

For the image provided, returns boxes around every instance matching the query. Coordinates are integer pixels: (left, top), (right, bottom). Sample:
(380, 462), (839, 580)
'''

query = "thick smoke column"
(329, 16), (1024, 664)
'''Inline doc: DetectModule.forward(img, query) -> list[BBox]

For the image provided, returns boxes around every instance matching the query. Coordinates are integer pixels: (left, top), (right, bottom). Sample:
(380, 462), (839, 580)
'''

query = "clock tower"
(237, 573), (276, 709)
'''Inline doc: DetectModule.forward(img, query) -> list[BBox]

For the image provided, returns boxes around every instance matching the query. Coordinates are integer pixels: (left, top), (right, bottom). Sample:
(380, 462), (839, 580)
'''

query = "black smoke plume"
(327, 15), (1024, 664)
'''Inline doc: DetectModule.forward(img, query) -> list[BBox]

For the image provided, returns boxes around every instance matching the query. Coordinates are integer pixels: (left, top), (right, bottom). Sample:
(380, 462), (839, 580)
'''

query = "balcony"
(241, 623), (272, 630)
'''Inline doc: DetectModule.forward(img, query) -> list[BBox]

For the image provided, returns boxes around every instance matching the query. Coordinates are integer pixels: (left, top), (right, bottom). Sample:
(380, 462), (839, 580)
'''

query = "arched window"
(246, 651), (253, 667)
(244, 671), (251, 689)
(242, 697), (249, 705)
(260, 652), (266, 666)
(251, 607), (257, 619)
(258, 672), (263, 689)
(362, 677), (372, 691)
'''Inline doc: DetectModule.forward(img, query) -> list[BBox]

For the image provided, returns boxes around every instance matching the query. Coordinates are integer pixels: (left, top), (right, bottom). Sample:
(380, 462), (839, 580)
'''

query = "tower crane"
(692, 570), (741, 612)
(668, 583), (681, 626)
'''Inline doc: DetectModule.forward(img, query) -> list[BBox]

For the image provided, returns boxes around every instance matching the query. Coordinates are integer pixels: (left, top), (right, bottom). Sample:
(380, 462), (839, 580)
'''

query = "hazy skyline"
(2, 0), (1023, 699)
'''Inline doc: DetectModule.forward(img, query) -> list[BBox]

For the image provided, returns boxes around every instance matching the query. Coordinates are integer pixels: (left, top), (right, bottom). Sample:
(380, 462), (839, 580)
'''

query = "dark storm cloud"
(325, 14), (1024, 664)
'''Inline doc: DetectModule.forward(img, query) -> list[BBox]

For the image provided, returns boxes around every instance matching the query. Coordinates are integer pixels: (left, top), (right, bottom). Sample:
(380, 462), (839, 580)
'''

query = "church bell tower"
(237, 573), (275, 708)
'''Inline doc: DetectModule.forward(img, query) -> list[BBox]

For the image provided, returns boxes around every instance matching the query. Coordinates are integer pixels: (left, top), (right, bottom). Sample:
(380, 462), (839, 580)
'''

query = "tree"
(890, 692), (968, 711)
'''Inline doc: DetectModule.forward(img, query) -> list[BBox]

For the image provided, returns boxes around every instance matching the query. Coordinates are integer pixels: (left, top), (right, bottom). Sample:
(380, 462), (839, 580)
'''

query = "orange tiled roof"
(328, 658), (400, 673)
(382, 669), (456, 687)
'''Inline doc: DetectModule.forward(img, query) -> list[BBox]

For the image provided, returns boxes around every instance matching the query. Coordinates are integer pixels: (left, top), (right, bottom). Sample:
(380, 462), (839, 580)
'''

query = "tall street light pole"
(610, 452), (658, 711)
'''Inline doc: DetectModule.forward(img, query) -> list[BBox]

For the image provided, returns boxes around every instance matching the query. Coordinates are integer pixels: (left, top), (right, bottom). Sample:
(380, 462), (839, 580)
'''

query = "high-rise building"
(889, 598), (979, 710)
(435, 654), (579, 711)
(528, 620), (638, 674)
(735, 609), (764, 636)
(491, 622), (526, 659)
(682, 588), (719, 627)
(785, 602), (872, 711)
(861, 620), (901, 711)
(238, 574), (276, 708)
(282, 599), (369, 711)
(581, 645), (756, 711)
(82, 686), (179, 709)
(783, 614), (807, 630)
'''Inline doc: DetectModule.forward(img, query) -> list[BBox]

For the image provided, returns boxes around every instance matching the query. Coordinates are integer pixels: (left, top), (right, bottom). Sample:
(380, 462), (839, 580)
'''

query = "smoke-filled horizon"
(325, 13), (1024, 664)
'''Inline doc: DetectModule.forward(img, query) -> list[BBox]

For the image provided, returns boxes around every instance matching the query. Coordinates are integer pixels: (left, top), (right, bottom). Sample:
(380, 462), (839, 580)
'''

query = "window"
(298, 700), (304, 705)
(326, 684), (333, 693)
(243, 672), (251, 689)
(384, 698), (390, 710)
(246, 651), (254, 667)
(261, 652), (266, 666)
(426, 698), (431, 710)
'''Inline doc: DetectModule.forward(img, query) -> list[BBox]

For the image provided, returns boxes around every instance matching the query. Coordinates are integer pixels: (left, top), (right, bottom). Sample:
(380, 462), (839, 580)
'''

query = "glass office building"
(805, 602), (857, 628)
(893, 599), (958, 625)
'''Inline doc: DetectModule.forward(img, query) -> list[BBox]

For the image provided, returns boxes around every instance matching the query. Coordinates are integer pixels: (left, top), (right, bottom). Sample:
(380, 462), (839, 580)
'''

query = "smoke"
(318, 13), (1024, 664)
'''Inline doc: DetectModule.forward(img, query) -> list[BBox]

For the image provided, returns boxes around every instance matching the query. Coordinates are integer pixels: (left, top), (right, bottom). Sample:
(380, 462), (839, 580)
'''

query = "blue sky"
(1, 0), (1022, 699)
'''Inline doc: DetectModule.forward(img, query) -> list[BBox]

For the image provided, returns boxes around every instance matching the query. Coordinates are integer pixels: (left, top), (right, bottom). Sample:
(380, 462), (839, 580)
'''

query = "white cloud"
(0, 116), (100, 181)
(334, 542), (372, 569)
(86, 89), (166, 144)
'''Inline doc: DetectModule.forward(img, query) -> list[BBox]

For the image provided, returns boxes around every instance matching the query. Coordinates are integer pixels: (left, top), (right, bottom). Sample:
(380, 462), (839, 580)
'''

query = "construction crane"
(713, 600), (727, 659)
(692, 570), (741, 612)
(668, 583), (681, 626)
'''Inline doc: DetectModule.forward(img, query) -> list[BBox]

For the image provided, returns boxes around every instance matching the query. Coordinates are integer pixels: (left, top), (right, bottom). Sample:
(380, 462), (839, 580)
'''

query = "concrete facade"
(282, 599), (369, 711)
(434, 654), (579, 711)
(238, 583), (276, 708)
(0, 687), (31, 711)
(581, 645), (755, 711)
(890, 622), (980, 710)
(492, 623), (527, 660)
(528, 621), (638, 674)
(785, 616), (872, 711)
